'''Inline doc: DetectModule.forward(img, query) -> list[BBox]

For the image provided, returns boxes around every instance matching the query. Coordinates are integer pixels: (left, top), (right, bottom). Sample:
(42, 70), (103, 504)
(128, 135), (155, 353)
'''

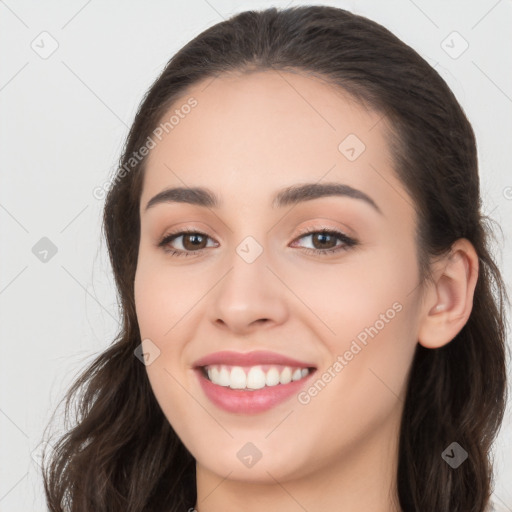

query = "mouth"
(200, 364), (314, 390)
(193, 351), (317, 414)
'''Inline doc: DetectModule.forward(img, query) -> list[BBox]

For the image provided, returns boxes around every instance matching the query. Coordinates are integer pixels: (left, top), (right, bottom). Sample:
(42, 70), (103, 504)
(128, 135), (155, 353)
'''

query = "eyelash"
(157, 226), (358, 258)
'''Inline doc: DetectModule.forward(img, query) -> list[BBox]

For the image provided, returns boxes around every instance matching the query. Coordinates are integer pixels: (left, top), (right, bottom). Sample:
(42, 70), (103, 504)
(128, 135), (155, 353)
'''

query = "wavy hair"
(41, 5), (509, 511)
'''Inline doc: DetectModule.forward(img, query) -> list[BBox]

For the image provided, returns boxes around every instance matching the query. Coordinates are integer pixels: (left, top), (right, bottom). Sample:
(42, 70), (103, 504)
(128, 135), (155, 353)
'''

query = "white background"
(1, 0), (511, 510)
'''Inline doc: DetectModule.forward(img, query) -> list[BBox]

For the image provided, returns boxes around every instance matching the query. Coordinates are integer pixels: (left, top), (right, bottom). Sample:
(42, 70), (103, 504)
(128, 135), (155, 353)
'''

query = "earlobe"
(418, 239), (479, 349)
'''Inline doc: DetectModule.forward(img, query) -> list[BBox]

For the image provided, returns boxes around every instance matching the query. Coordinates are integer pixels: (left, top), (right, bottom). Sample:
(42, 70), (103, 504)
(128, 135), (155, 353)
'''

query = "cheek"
(134, 258), (200, 341)
(305, 246), (418, 395)
(134, 262), (199, 438)
(294, 298), (417, 464)
(298, 253), (413, 342)
(134, 258), (207, 396)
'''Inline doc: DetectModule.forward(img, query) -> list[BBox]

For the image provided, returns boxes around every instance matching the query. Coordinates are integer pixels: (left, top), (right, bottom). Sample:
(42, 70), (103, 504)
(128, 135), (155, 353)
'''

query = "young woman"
(42, 5), (509, 511)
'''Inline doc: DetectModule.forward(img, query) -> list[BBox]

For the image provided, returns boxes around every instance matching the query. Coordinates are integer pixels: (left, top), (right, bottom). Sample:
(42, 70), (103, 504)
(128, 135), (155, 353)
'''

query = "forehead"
(140, 69), (398, 212)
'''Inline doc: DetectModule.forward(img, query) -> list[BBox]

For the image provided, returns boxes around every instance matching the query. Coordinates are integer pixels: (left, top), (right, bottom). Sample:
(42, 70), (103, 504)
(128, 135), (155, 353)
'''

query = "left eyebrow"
(272, 182), (382, 215)
(144, 181), (382, 215)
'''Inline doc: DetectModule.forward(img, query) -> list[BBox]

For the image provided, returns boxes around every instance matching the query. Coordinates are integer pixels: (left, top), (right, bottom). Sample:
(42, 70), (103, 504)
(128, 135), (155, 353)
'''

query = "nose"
(208, 243), (289, 335)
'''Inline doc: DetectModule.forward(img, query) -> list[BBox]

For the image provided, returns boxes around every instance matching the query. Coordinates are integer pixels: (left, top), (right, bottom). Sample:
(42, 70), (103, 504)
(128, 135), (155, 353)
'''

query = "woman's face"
(134, 69), (424, 484)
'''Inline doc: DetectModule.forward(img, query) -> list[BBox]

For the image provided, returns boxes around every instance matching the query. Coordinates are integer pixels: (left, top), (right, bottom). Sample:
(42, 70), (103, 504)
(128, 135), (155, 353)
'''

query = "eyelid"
(293, 223), (351, 239)
(157, 227), (218, 248)
(158, 222), (352, 243)
(157, 221), (219, 241)
(290, 225), (357, 250)
(157, 222), (358, 256)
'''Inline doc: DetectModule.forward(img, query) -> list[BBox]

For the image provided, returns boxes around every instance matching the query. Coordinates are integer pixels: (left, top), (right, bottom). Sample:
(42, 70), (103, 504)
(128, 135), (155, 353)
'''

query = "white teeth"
(247, 366), (266, 389)
(229, 366), (247, 389)
(205, 364), (311, 389)
(280, 367), (292, 384)
(292, 368), (302, 381)
(265, 367), (280, 387)
(218, 367), (230, 386)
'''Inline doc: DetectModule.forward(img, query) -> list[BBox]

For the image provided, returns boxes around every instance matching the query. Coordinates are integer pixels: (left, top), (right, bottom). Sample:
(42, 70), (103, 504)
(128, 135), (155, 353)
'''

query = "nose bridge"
(209, 231), (288, 332)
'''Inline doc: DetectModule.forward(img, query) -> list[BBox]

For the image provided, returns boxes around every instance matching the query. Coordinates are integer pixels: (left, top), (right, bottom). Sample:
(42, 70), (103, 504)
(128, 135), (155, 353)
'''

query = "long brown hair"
(41, 6), (509, 511)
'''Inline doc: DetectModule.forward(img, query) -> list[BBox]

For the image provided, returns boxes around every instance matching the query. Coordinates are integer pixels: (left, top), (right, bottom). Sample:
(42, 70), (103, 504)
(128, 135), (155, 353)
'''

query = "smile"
(202, 364), (311, 390)
(193, 351), (317, 414)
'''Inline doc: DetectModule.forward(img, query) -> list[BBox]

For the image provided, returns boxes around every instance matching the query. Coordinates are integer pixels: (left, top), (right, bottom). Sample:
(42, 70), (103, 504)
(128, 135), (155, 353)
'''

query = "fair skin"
(134, 69), (478, 512)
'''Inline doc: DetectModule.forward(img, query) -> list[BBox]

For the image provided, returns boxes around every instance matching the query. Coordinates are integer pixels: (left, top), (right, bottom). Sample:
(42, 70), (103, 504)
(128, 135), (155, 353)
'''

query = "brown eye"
(158, 230), (216, 256)
(181, 233), (208, 251)
(310, 232), (338, 250)
(158, 228), (357, 258)
(292, 228), (358, 256)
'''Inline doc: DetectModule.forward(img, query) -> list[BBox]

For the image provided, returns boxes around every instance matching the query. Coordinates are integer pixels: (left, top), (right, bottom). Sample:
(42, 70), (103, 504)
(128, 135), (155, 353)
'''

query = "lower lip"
(195, 369), (315, 414)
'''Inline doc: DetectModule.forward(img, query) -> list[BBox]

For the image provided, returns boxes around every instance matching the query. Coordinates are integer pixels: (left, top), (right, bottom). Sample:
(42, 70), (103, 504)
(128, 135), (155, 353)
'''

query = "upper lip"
(193, 350), (316, 369)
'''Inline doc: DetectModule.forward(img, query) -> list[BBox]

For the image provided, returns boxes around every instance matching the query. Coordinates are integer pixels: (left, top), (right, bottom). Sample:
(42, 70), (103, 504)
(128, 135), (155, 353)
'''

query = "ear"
(418, 238), (479, 349)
